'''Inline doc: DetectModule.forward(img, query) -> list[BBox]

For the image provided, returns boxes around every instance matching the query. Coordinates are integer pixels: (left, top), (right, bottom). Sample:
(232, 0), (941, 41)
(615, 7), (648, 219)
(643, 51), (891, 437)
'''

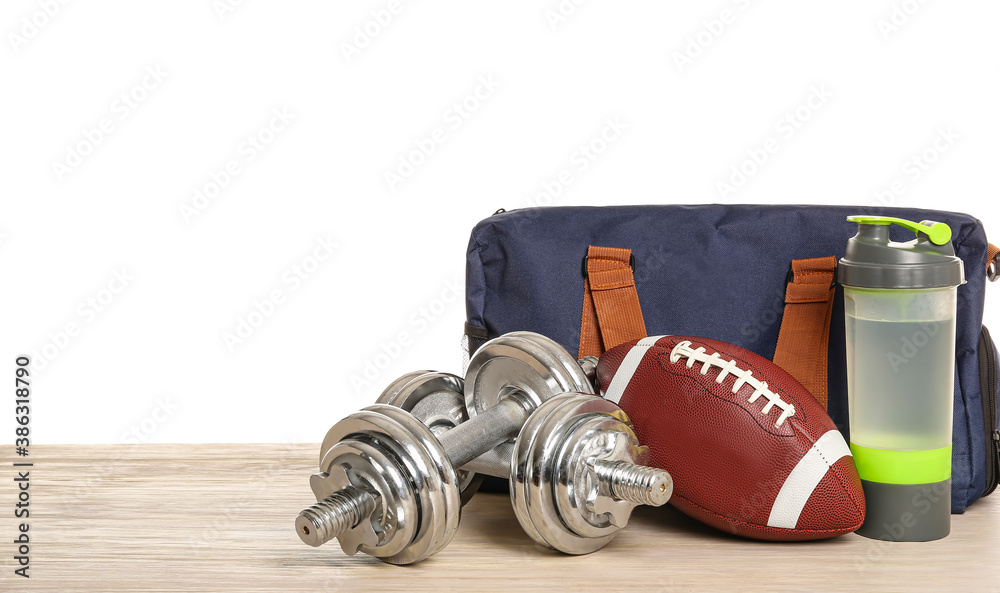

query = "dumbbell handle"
(437, 355), (598, 469)
(436, 396), (531, 468)
(462, 443), (673, 507)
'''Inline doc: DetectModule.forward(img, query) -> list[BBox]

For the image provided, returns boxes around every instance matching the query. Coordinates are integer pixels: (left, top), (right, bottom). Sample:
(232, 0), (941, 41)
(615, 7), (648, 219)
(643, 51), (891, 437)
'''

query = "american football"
(597, 335), (865, 541)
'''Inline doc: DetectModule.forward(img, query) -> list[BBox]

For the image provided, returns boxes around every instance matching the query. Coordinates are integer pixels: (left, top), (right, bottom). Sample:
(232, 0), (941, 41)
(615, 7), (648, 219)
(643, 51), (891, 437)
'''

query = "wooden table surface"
(1, 444), (996, 592)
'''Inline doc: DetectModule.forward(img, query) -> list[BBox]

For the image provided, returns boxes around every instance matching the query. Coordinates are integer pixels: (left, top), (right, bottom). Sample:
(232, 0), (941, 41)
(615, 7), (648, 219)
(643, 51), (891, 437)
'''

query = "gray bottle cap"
(838, 216), (966, 289)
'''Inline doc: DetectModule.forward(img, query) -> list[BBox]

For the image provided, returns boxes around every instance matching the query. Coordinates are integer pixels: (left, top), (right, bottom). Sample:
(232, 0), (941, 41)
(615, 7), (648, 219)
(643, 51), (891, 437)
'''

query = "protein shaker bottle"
(839, 215), (965, 541)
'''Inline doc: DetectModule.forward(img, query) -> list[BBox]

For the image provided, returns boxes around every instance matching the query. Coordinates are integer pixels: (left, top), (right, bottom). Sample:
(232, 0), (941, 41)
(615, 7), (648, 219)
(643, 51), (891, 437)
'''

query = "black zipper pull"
(989, 430), (1000, 497)
(493, 208), (506, 215)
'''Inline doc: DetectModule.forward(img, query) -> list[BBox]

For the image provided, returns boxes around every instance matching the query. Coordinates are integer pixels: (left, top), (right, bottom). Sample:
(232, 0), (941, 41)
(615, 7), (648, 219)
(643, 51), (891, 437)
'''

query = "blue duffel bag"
(463, 204), (998, 512)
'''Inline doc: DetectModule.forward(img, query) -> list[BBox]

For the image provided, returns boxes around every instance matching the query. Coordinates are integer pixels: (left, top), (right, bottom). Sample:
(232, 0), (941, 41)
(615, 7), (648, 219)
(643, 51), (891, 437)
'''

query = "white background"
(2, 0), (997, 444)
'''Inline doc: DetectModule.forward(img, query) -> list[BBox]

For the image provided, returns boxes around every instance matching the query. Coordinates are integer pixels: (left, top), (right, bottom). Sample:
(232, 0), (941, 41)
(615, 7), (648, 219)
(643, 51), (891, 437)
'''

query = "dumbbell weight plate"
(464, 331), (594, 420)
(510, 394), (647, 555)
(316, 405), (462, 565)
(550, 401), (651, 540)
(312, 438), (415, 557)
(375, 371), (483, 505)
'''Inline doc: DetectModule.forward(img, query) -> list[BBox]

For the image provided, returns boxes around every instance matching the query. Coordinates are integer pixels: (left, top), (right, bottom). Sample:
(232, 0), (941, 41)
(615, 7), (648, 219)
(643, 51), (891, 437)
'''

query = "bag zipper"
(980, 326), (999, 497)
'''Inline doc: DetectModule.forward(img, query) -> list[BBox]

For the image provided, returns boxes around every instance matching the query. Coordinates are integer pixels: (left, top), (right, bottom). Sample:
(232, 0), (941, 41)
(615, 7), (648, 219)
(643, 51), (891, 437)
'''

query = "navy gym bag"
(463, 204), (998, 512)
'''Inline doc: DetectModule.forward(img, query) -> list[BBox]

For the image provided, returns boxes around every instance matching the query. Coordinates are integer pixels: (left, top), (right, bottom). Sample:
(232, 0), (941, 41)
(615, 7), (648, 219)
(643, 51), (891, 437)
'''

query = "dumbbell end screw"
(593, 460), (673, 507)
(296, 487), (377, 548)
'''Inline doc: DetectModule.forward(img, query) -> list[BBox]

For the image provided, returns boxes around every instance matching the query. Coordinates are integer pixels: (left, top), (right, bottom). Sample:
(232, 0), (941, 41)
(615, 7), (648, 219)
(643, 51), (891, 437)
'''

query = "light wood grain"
(0, 444), (996, 592)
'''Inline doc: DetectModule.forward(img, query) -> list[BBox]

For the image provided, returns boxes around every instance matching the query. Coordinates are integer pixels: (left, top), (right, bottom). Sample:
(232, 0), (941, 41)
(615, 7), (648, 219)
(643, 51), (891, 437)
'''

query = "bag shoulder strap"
(578, 245), (647, 359)
(773, 256), (838, 409)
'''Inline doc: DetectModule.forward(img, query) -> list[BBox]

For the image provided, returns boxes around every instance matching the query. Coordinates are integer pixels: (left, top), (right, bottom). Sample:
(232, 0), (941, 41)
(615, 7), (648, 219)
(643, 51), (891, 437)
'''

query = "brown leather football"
(598, 335), (865, 541)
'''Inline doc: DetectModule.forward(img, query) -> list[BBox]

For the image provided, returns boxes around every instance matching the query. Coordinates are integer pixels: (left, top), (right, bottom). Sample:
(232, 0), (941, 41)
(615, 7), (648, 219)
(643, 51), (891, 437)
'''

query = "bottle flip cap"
(838, 216), (966, 289)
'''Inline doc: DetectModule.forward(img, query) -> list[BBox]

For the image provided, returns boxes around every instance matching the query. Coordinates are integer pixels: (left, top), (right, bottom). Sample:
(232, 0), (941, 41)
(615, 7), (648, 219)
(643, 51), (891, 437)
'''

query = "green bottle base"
(855, 479), (951, 542)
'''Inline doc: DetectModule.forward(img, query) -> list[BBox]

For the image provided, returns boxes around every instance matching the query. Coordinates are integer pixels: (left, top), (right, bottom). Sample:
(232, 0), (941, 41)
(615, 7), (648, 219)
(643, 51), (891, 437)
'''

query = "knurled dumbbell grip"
(436, 396), (531, 468)
(462, 443), (514, 478)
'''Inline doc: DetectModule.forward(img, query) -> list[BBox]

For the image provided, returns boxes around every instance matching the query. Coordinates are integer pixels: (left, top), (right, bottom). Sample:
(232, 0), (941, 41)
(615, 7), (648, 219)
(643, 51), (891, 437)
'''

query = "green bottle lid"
(838, 216), (966, 289)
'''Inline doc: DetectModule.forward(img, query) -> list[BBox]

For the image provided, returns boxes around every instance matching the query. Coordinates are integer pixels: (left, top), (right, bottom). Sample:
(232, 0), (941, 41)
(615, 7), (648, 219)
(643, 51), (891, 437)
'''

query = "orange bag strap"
(772, 256), (838, 409)
(578, 245), (648, 359)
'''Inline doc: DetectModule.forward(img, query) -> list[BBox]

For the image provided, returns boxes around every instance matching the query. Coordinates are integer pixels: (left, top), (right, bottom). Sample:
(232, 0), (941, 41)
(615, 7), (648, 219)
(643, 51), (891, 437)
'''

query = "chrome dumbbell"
(374, 373), (673, 554)
(295, 331), (593, 564)
(466, 392), (673, 554)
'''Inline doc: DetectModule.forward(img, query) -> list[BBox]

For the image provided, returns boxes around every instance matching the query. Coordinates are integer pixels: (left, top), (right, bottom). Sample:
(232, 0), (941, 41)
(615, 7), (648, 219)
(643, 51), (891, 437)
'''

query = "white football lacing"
(668, 340), (795, 428)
